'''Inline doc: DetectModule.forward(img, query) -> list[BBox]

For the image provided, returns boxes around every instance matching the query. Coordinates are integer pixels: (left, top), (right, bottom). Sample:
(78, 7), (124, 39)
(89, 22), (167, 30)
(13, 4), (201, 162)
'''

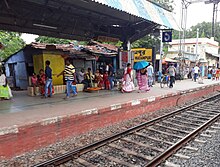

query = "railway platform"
(1, 78), (220, 159)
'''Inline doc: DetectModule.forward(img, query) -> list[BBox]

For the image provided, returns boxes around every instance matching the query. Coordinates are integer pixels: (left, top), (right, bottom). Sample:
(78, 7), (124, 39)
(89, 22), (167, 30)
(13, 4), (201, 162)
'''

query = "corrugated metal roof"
(92, 0), (180, 30)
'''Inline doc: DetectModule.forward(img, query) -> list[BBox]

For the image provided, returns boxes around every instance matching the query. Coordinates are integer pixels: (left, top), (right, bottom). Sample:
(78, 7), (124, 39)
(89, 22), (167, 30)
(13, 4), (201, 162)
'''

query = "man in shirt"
(147, 63), (154, 87)
(193, 64), (200, 82)
(44, 60), (53, 98)
(167, 63), (176, 88)
(107, 63), (114, 90)
(57, 59), (77, 99)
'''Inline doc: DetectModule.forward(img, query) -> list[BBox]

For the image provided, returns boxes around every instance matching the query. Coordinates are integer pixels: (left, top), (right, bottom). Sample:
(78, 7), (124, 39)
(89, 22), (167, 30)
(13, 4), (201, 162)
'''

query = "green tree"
(0, 31), (25, 60)
(35, 36), (72, 44)
(132, 35), (160, 49)
(151, 0), (174, 11)
(173, 22), (220, 45)
(35, 36), (89, 46)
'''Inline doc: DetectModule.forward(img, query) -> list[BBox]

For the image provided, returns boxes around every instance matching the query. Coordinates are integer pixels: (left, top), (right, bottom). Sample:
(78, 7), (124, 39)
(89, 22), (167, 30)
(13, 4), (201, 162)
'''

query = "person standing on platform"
(167, 63), (176, 88)
(193, 64), (200, 82)
(147, 63), (154, 87)
(57, 59), (77, 99)
(43, 60), (53, 98)
(31, 72), (38, 96)
(136, 67), (150, 92)
(107, 63), (114, 90)
(215, 68), (220, 80)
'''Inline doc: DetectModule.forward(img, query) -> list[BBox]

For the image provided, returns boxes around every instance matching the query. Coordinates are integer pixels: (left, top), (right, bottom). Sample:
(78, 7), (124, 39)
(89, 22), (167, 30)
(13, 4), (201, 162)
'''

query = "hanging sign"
(162, 31), (172, 42)
(132, 48), (152, 62)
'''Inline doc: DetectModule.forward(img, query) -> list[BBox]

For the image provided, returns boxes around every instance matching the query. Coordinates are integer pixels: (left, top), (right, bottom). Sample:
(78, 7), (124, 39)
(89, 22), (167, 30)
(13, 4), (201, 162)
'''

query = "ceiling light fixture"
(33, 23), (57, 29)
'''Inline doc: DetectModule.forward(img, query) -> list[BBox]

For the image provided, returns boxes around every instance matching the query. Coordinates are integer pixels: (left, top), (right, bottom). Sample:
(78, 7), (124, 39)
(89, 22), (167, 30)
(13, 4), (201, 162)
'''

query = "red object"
(122, 51), (128, 62)
(103, 73), (110, 89)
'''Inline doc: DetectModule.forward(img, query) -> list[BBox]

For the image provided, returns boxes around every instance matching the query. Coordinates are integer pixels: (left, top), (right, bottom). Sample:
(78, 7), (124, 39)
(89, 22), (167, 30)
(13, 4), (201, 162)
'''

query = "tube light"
(33, 23), (57, 29)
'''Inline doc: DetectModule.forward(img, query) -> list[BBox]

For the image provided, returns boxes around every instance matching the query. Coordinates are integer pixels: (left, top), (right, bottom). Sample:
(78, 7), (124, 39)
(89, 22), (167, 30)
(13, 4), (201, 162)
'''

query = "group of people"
(190, 65), (220, 82)
(121, 63), (154, 93)
(31, 59), (116, 99)
(31, 61), (54, 97)
(208, 66), (220, 81)
(76, 63), (114, 91)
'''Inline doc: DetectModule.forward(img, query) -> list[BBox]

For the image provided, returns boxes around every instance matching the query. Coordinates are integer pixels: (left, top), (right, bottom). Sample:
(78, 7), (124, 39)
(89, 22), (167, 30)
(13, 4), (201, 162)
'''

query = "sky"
(173, 0), (215, 29)
(21, 0), (217, 44)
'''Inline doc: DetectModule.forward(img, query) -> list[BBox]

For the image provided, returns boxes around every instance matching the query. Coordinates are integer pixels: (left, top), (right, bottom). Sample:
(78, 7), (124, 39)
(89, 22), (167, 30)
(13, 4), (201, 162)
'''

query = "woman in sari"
(0, 70), (12, 100)
(136, 67), (150, 92)
(38, 69), (46, 95)
(94, 69), (104, 89)
(121, 63), (134, 93)
(38, 69), (54, 96)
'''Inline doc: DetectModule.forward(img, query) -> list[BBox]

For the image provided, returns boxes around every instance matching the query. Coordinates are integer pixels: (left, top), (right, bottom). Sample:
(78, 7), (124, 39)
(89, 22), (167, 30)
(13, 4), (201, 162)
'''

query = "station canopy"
(0, 0), (179, 42)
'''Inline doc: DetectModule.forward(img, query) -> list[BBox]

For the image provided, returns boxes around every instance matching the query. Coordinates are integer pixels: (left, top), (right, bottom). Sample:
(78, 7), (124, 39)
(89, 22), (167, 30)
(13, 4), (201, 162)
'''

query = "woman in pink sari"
(136, 68), (150, 92)
(121, 63), (134, 93)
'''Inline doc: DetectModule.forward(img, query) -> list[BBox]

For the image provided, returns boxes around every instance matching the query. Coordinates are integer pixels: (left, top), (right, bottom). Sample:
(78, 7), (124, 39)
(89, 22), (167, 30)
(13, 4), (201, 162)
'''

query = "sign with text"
(132, 48), (152, 62)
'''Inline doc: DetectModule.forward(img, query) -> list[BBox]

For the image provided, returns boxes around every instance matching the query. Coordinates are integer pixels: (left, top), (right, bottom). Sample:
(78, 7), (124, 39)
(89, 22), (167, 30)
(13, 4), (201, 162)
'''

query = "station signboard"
(162, 31), (172, 42)
(132, 48), (152, 62)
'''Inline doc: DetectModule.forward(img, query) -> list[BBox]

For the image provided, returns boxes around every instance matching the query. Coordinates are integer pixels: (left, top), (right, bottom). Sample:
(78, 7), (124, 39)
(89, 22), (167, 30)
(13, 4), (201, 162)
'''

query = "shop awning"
(92, 0), (180, 30)
(206, 52), (220, 58)
(164, 57), (177, 62)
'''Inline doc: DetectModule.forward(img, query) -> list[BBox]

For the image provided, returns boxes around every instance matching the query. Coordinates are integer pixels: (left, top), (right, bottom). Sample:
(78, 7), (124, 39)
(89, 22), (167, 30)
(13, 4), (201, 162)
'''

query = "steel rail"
(145, 113), (220, 167)
(33, 93), (220, 167)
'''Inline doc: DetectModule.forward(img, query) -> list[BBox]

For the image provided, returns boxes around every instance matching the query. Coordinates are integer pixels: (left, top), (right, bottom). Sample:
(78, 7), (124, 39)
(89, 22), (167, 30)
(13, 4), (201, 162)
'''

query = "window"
(191, 47), (194, 53)
(187, 47), (190, 52)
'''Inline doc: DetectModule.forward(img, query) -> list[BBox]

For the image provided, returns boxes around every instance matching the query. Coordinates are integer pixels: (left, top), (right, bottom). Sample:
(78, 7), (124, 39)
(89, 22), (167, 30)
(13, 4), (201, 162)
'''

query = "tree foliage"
(35, 36), (90, 46)
(35, 36), (72, 44)
(173, 22), (220, 45)
(0, 31), (25, 60)
(151, 0), (174, 11)
(132, 35), (160, 49)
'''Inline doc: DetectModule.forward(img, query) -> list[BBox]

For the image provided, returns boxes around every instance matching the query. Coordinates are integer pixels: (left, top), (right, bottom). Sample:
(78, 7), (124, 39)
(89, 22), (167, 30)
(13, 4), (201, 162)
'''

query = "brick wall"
(1, 84), (220, 159)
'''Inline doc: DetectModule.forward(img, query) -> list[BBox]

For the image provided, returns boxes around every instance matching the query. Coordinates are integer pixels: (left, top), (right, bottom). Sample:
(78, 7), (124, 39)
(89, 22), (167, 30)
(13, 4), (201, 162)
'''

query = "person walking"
(167, 63), (176, 88)
(57, 59), (77, 99)
(136, 67), (150, 92)
(193, 64), (200, 82)
(147, 63), (154, 87)
(44, 60), (53, 98)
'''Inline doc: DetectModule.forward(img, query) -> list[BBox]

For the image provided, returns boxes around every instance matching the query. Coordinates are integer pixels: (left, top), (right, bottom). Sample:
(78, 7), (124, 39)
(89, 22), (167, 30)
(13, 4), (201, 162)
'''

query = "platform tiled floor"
(0, 79), (219, 128)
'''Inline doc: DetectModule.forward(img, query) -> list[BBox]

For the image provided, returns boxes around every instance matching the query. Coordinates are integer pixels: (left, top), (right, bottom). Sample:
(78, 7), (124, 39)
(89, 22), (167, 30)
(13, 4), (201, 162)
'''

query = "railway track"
(34, 93), (220, 167)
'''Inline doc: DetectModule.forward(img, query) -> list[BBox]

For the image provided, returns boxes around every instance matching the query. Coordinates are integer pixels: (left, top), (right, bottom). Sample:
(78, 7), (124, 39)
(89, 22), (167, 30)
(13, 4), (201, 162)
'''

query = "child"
(103, 71), (110, 90)
(71, 80), (78, 96)
(31, 73), (38, 96)
(216, 68), (220, 81)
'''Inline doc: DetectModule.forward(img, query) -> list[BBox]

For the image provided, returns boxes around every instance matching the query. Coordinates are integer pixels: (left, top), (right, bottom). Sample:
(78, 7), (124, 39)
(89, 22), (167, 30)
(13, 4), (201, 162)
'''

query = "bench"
(27, 84), (84, 96)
